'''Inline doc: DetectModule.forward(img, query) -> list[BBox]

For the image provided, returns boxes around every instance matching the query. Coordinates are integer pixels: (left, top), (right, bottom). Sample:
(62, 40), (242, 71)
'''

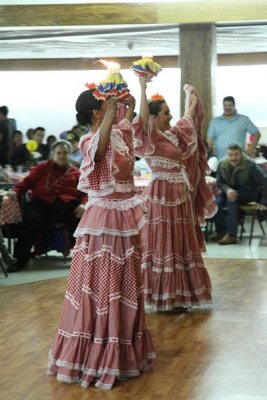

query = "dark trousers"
(213, 189), (258, 236)
(14, 198), (80, 267)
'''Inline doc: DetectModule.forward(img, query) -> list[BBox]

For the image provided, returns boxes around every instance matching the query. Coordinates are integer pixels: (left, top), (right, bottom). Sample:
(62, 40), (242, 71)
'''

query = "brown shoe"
(210, 233), (225, 242)
(218, 234), (237, 245)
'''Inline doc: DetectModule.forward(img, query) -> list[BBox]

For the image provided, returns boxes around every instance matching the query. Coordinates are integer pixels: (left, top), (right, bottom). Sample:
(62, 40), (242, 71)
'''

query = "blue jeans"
(213, 189), (258, 236)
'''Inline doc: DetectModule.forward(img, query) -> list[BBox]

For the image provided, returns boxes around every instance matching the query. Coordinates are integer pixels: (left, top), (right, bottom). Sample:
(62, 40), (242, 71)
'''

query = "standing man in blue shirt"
(207, 96), (261, 160)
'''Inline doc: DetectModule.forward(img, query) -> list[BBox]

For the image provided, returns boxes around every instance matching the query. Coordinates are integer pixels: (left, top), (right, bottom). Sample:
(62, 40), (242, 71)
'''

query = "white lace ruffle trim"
(48, 353), (155, 390)
(65, 284), (140, 314)
(143, 194), (189, 206)
(151, 171), (184, 183)
(159, 129), (179, 147)
(74, 214), (147, 237)
(85, 194), (147, 211)
(151, 170), (193, 191)
(149, 156), (180, 169)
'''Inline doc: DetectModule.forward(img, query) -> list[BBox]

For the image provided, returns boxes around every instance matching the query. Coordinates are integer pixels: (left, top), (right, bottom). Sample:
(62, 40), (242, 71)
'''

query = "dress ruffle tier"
(48, 193), (155, 389)
(141, 181), (212, 311)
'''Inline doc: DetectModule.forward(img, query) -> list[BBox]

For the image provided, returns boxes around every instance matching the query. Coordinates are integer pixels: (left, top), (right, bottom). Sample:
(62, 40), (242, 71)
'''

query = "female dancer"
(133, 78), (217, 311)
(47, 88), (155, 389)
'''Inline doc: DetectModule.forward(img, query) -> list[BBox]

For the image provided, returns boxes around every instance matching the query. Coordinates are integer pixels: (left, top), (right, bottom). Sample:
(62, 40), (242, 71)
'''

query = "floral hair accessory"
(93, 60), (131, 101)
(84, 82), (98, 90)
(132, 55), (162, 81)
(148, 93), (165, 102)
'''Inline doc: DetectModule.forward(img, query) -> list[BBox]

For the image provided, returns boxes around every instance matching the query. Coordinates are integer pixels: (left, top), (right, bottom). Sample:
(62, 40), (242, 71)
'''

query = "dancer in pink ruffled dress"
(133, 78), (217, 311)
(47, 88), (155, 390)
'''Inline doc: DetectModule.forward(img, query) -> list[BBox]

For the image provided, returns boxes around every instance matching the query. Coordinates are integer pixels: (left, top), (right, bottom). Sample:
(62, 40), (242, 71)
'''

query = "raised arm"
(186, 92), (198, 120)
(139, 77), (149, 131)
(95, 97), (117, 161)
(124, 95), (136, 122)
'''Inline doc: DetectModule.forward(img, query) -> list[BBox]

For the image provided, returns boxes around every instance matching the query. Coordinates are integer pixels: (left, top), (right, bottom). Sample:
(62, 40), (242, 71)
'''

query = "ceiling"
(0, 23), (267, 60)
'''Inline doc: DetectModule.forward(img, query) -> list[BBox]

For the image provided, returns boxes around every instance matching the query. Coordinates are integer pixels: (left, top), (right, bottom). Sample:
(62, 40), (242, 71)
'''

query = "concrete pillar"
(180, 23), (217, 137)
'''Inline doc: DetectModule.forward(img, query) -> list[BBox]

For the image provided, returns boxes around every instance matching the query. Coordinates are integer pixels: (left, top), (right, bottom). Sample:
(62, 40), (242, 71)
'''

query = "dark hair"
(148, 100), (166, 116)
(75, 89), (103, 125)
(223, 96), (235, 105)
(0, 106), (8, 116)
(46, 135), (57, 145)
(51, 139), (72, 153)
(12, 129), (22, 138)
(66, 130), (79, 143)
(34, 127), (45, 133)
(227, 142), (243, 151)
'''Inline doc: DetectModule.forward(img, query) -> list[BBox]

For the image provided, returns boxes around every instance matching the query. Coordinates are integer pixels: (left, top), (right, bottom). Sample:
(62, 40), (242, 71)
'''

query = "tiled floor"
(204, 217), (267, 260)
(204, 237), (267, 260)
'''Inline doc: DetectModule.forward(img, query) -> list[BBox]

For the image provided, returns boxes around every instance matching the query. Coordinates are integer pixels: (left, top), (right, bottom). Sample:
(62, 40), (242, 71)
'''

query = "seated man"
(8, 140), (87, 272)
(212, 143), (267, 245)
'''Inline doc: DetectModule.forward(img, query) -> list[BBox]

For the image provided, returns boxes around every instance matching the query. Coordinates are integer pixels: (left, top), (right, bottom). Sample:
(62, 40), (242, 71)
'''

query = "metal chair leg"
(249, 215), (256, 245)
(0, 257), (8, 278)
(257, 218), (266, 235)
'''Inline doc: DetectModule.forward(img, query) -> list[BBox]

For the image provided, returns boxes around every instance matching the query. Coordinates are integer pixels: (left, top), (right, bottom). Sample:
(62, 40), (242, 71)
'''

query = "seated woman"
(7, 140), (87, 272)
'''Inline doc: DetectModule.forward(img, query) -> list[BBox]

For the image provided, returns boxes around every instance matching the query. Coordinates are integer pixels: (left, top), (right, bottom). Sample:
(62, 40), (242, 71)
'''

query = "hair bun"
(76, 111), (88, 126)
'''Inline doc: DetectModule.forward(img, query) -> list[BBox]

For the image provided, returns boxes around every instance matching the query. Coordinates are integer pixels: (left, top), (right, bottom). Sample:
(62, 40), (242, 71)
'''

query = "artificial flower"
(149, 93), (165, 102)
(26, 140), (38, 152)
(85, 82), (98, 90)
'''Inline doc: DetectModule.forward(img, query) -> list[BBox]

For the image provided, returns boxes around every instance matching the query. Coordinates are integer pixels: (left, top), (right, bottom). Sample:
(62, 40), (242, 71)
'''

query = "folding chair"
(238, 202), (266, 245)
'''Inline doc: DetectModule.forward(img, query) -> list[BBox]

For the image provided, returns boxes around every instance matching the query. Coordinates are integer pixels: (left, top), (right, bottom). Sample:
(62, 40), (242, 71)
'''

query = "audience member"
(73, 123), (88, 137)
(0, 106), (13, 166)
(26, 128), (34, 140)
(211, 143), (267, 245)
(46, 135), (57, 149)
(8, 130), (23, 167)
(7, 140), (87, 272)
(9, 126), (50, 170)
(59, 124), (88, 140)
(207, 96), (261, 160)
(66, 131), (83, 167)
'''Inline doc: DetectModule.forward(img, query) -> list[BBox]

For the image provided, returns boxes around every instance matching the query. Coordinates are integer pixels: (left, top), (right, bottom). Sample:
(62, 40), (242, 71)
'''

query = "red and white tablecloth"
(6, 170), (27, 184)
(0, 196), (22, 225)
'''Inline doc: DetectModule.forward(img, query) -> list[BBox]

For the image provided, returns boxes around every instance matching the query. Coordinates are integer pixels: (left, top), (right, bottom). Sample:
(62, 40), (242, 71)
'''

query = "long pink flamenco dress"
(133, 85), (217, 311)
(47, 118), (155, 390)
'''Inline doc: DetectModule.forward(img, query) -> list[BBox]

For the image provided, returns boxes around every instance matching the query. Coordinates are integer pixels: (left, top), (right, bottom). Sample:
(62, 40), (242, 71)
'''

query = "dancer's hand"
(125, 95), (136, 109)
(139, 76), (147, 89)
(124, 95), (136, 122)
(105, 96), (118, 112)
